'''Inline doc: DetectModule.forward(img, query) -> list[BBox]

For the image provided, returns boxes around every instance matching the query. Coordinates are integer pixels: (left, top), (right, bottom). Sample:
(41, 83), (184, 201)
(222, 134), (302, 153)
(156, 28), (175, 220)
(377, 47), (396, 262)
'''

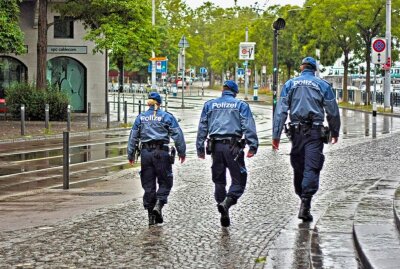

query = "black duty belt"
(142, 142), (169, 151)
(214, 139), (232, 144)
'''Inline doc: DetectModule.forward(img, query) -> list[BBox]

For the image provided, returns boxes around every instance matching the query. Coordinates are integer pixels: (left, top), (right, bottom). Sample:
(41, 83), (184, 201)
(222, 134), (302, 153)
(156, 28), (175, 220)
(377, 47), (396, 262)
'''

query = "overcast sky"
(184, 0), (306, 9)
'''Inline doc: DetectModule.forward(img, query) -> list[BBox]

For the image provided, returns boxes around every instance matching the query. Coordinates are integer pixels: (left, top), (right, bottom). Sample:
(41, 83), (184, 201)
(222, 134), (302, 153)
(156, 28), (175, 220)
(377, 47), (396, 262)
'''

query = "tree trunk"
(342, 52), (349, 103)
(36, 0), (47, 90)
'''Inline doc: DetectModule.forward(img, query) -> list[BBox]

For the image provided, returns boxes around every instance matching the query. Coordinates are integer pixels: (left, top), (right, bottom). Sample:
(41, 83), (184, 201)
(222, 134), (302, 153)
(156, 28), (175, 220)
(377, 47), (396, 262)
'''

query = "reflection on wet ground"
(2, 96), (400, 196)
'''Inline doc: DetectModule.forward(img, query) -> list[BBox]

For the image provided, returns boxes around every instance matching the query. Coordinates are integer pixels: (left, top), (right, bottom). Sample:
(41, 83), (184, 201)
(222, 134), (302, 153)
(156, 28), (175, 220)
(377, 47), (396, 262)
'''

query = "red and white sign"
(239, 42), (256, 60)
(371, 37), (387, 64)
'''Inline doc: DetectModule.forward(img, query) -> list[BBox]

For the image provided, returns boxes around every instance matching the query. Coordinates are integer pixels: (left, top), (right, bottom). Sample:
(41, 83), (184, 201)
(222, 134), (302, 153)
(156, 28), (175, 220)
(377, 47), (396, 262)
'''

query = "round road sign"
(372, 39), (386, 53)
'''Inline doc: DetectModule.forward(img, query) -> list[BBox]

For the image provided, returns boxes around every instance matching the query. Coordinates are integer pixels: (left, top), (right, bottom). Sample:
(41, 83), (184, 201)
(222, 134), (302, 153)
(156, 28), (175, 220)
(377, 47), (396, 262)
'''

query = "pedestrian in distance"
(272, 56), (341, 222)
(196, 80), (259, 227)
(127, 92), (186, 226)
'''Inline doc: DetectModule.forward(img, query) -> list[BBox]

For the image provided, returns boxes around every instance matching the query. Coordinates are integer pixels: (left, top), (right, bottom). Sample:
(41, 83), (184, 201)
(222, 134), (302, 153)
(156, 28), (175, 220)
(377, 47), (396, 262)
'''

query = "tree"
(55, 0), (157, 87)
(0, 0), (26, 55)
(352, 0), (400, 105)
(305, 0), (359, 103)
(36, 0), (48, 90)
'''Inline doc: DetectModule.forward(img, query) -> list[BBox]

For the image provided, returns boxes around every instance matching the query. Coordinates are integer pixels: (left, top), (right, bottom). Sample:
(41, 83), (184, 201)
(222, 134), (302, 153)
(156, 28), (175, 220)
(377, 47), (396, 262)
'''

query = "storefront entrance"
(47, 57), (86, 112)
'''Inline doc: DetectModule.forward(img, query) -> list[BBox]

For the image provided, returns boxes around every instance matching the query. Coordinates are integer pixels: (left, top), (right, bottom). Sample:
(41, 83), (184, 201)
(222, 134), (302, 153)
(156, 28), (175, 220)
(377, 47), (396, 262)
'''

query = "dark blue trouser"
(211, 142), (247, 204)
(290, 128), (325, 199)
(140, 148), (173, 210)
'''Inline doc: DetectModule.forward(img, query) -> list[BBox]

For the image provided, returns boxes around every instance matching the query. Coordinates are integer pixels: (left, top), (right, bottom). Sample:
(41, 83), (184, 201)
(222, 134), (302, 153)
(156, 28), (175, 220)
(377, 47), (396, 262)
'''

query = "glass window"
(0, 57), (28, 98)
(54, 16), (74, 39)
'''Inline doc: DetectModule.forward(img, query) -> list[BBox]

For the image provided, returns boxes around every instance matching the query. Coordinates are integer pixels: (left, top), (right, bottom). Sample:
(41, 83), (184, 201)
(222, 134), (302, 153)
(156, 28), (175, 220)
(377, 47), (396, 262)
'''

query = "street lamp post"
(384, 0), (392, 109)
(272, 18), (286, 117)
(151, 0), (157, 91)
(178, 35), (189, 108)
(244, 27), (249, 100)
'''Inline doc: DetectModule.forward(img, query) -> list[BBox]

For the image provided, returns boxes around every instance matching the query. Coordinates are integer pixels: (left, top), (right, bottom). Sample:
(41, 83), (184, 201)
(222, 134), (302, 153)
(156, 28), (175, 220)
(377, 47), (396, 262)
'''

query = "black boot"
(298, 197), (313, 222)
(217, 197), (236, 227)
(148, 209), (156, 226)
(152, 200), (164, 224)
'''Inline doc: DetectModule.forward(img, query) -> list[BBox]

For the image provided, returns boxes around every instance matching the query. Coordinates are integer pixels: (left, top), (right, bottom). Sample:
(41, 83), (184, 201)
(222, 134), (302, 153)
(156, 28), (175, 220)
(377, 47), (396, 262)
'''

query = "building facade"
(0, 0), (107, 113)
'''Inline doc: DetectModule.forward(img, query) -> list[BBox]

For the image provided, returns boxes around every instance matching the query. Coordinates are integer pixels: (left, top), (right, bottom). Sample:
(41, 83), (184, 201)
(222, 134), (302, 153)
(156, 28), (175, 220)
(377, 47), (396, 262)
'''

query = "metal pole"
(63, 131), (70, 190)
(182, 47), (185, 108)
(165, 93), (168, 112)
(138, 100), (142, 115)
(244, 27), (249, 100)
(384, 0), (392, 109)
(87, 102), (91, 129)
(373, 64), (377, 138)
(117, 93), (121, 122)
(45, 103), (49, 130)
(272, 29), (279, 117)
(151, 0), (157, 91)
(132, 94), (135, 113)
(113, 92), (116, 110)
(124, 100), (128, 125)
(202, 76), (204, 96)
(20, 104), (25, 136)
(67, 105), (71, 132)
(106, 101), (110, 129)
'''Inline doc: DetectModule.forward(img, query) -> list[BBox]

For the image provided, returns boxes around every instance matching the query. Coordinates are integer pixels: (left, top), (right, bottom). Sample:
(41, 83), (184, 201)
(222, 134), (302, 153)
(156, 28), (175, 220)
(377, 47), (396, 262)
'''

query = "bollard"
(253, 84), (259, 101)
(138, 100), (142, 115)
(124, 101), (128, 125)
(106, 101), (110, 129)
(21, 104), (25, 136)
(113, 93), (116, 110)
(117, 93), (121, 122)
(87, 102), (91, 129)
(67, 105), (71, 132)
(165, 93), (168, 112)
(63, 131), (70, 190)
(133, 94), (135, 113)
(45, 103), (49, 130)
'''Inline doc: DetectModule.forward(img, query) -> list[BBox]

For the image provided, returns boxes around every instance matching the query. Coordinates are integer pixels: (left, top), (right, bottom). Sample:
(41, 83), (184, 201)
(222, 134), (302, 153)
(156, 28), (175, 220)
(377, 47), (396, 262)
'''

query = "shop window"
(54, 16), (74, 39)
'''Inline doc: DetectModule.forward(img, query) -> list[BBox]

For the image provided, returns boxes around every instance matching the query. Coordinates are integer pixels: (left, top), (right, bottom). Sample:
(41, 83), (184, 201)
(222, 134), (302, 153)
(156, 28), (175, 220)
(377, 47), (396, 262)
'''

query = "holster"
(169, 146), (176, 164)
(134, 142), (141, 161)
(320, 126), (330, 144)
(284, 124), (293, 141)
(206, 138), (214, 155)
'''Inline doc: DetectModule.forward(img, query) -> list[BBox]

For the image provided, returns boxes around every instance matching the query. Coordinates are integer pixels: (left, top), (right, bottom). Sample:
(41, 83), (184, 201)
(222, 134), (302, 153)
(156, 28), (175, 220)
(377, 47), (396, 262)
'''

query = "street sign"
(239, 42), (256, 60)
(178, 35), (190, 48)
(148, 60), (168, 73)
(237, 68), (244, 76)
(200, 67), (207, 74)
(371, 37), (387, 64)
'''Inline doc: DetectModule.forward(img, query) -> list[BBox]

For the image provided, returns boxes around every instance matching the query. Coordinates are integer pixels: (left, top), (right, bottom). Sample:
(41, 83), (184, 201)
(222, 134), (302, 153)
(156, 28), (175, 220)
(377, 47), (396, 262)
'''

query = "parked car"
(176, 76), (190, 88)
(0, 98), (7, 113)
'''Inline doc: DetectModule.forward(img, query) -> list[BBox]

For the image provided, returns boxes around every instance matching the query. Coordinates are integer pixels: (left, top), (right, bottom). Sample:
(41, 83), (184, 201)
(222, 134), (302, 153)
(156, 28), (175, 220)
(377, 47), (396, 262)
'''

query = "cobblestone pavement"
(1, 127), (399, 268)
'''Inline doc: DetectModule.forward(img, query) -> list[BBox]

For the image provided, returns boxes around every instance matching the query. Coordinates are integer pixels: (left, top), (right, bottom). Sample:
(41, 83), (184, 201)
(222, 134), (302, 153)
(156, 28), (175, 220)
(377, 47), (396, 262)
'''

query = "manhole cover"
(72, 191), (123, 196)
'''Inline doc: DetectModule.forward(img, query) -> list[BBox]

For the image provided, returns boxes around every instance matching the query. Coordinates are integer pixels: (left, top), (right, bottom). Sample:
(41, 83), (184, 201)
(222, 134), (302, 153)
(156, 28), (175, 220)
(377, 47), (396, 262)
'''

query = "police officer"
(196, 80), (259, 227)
(127, 92), (186, 226)
(272, 56), (341, 222)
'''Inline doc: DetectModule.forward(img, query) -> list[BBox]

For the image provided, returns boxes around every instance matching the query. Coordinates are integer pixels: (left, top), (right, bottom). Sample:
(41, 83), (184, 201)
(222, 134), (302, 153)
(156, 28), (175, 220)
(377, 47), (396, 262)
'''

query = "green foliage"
(5, 83), (69, 120)
(0, 0), (26, 54)
(54, 0), (158, 70)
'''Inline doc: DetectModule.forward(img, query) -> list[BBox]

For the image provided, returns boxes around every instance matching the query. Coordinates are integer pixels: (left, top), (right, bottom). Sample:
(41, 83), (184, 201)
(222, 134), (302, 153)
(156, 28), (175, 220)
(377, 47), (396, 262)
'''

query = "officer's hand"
(179, 156), (186, 163)
(246, 151), (254, 158)
(272, 139), (280, 151)
(331, 137), (339, 144)
(198, 153), (205, 159)
(129, 159), (135, 166)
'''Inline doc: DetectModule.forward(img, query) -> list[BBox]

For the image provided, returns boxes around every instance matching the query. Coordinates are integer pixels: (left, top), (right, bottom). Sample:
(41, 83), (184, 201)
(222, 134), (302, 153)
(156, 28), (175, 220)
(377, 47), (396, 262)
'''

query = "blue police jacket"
(272, 69), (341, 139)
(196, 90), (259, 154)
(127, 106), (186, 160)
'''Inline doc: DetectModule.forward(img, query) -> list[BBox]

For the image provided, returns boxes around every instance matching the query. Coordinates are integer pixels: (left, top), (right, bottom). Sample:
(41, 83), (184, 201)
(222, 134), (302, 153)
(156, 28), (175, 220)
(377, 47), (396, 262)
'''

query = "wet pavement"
(1, 89), (400, 268)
